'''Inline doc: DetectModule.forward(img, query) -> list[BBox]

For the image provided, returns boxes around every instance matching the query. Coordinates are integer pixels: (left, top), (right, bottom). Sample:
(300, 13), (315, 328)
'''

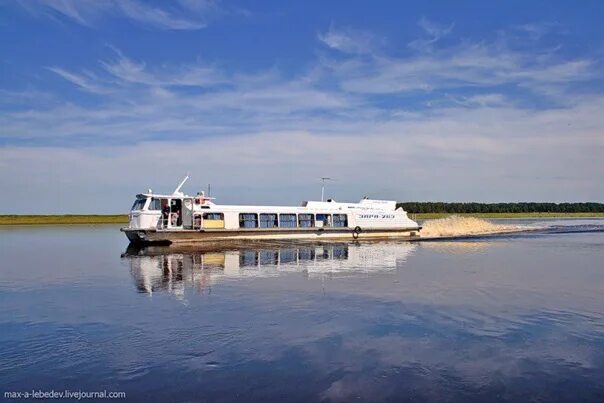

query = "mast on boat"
(173, 175), (189, 195)
(320, 177), (333, 202)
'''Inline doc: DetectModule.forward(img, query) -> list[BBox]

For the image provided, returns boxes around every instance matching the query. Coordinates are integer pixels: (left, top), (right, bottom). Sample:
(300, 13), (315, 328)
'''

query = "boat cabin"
(129, 192), (215, 231)
(129, 193), (353, 232)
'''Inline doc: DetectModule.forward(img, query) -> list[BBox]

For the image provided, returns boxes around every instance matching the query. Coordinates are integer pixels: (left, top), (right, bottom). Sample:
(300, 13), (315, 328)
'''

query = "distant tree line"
(396, 202), (604, 214)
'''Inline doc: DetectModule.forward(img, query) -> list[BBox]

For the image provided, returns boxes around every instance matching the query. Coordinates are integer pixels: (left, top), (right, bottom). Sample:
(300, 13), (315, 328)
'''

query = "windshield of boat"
(131, 198), (147, 211)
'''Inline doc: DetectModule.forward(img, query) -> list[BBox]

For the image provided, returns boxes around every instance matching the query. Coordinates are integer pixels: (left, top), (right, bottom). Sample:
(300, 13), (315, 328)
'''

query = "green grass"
(0, 215), (129, 225)
(412, 212), (604, 220)
(1, 212), (603, 225)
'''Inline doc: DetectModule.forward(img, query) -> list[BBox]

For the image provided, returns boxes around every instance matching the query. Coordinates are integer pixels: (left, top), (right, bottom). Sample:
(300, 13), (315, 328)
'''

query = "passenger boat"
(121, 177), (421, 244)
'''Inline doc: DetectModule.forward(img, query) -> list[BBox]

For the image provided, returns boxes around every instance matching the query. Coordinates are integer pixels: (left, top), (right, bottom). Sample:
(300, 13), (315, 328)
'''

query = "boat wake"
(418, 216), (604, 240)
(420, 216), (527, 238)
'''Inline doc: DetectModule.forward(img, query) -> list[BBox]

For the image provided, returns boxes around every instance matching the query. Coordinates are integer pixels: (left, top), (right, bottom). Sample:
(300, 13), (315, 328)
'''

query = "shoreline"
(411, 212), (604, 220)
(0, 215), (128, 226)
(1, 212), (603, 226)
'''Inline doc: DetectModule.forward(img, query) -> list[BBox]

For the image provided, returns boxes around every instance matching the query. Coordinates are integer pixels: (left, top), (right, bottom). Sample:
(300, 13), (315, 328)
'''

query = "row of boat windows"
(201, 212), (349, 228)
(240, 213), (347, 228)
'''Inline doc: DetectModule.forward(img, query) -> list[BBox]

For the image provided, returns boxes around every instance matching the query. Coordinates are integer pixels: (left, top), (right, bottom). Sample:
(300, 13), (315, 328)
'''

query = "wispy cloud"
(46, 67), (109, 94)
(114, 0), (208, 30)
(318, 24), (382, 54)
(4, 25), (599, 145)
(324, 33), (594, 96)
(100, 52), (227, 88)
(512, 22), (563, 40)
(408, 17), (455, 50)
(17, 0), (218, 30)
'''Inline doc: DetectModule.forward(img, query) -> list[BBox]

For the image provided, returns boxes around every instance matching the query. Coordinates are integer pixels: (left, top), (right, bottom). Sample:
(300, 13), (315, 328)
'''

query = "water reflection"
(123, 241), (416, 296)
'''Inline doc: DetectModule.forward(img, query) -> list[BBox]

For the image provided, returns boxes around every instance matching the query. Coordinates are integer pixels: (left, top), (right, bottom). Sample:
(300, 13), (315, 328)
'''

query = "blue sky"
(1, 0), (603, 213)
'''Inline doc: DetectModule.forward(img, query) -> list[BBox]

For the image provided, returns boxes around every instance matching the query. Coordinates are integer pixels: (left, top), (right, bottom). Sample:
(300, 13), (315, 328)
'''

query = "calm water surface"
(1, 220), (604, 402)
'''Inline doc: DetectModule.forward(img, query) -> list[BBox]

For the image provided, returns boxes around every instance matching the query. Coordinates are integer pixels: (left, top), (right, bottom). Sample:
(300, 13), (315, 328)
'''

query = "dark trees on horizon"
(397, 202), (604, 213)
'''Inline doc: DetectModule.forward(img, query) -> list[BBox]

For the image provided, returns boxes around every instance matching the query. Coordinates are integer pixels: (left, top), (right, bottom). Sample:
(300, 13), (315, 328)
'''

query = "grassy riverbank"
(0, 215), (128, 225)
(1, 212), (603, 225)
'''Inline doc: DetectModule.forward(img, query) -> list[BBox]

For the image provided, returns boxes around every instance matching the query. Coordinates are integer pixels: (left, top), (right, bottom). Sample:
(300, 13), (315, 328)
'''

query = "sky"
(1, 0), (603, 213)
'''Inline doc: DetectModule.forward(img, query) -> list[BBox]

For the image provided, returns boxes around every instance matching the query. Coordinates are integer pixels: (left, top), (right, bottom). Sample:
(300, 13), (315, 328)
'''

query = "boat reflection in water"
(122, 241), (416, 296)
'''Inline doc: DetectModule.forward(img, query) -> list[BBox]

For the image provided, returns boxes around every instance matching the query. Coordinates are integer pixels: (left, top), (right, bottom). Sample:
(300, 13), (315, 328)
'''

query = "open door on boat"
(167, 199), (183, 228)
(182, 198), (193, 229)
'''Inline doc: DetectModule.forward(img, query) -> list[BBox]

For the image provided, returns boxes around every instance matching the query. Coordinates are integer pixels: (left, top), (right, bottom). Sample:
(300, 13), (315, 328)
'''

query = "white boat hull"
(122, 226), (421, 245)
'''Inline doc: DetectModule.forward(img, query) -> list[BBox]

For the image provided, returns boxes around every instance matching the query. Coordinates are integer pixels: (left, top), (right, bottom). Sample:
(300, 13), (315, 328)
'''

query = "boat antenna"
(207, 183), (211, 197)
(173, 175), (189, 195)
(320, 177), (333, 202)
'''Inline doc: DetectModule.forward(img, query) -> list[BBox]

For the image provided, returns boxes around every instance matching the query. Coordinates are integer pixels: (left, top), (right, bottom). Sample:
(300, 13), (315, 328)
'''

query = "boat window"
(279, 214), (297, 228)
(333, 214), (348, 227)
(239, 213), (258, 228)
(259, 213), (278, 228)
(298, 214), (314, 228)
(149, 198), (161, 211)
(316, 214), (331, 227)
(203, 213), (224, 220)
(131, 198), (147, 211)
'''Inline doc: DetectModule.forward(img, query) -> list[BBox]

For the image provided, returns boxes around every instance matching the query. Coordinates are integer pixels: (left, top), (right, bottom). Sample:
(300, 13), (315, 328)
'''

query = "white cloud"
(318, 25), (381, 54)
(46, 67), (108, 94)
(18, 0), (216, 30)
(100, 53), (227, 88)
(315, 19), (594, 98)
(512, 22), (562, 40)
(2, 94), (603, 213)
(418, 16), (454, 38)
(329, 40), (594, 95)
(408, 17), (455, 50)
(115, 1), (207, 30)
